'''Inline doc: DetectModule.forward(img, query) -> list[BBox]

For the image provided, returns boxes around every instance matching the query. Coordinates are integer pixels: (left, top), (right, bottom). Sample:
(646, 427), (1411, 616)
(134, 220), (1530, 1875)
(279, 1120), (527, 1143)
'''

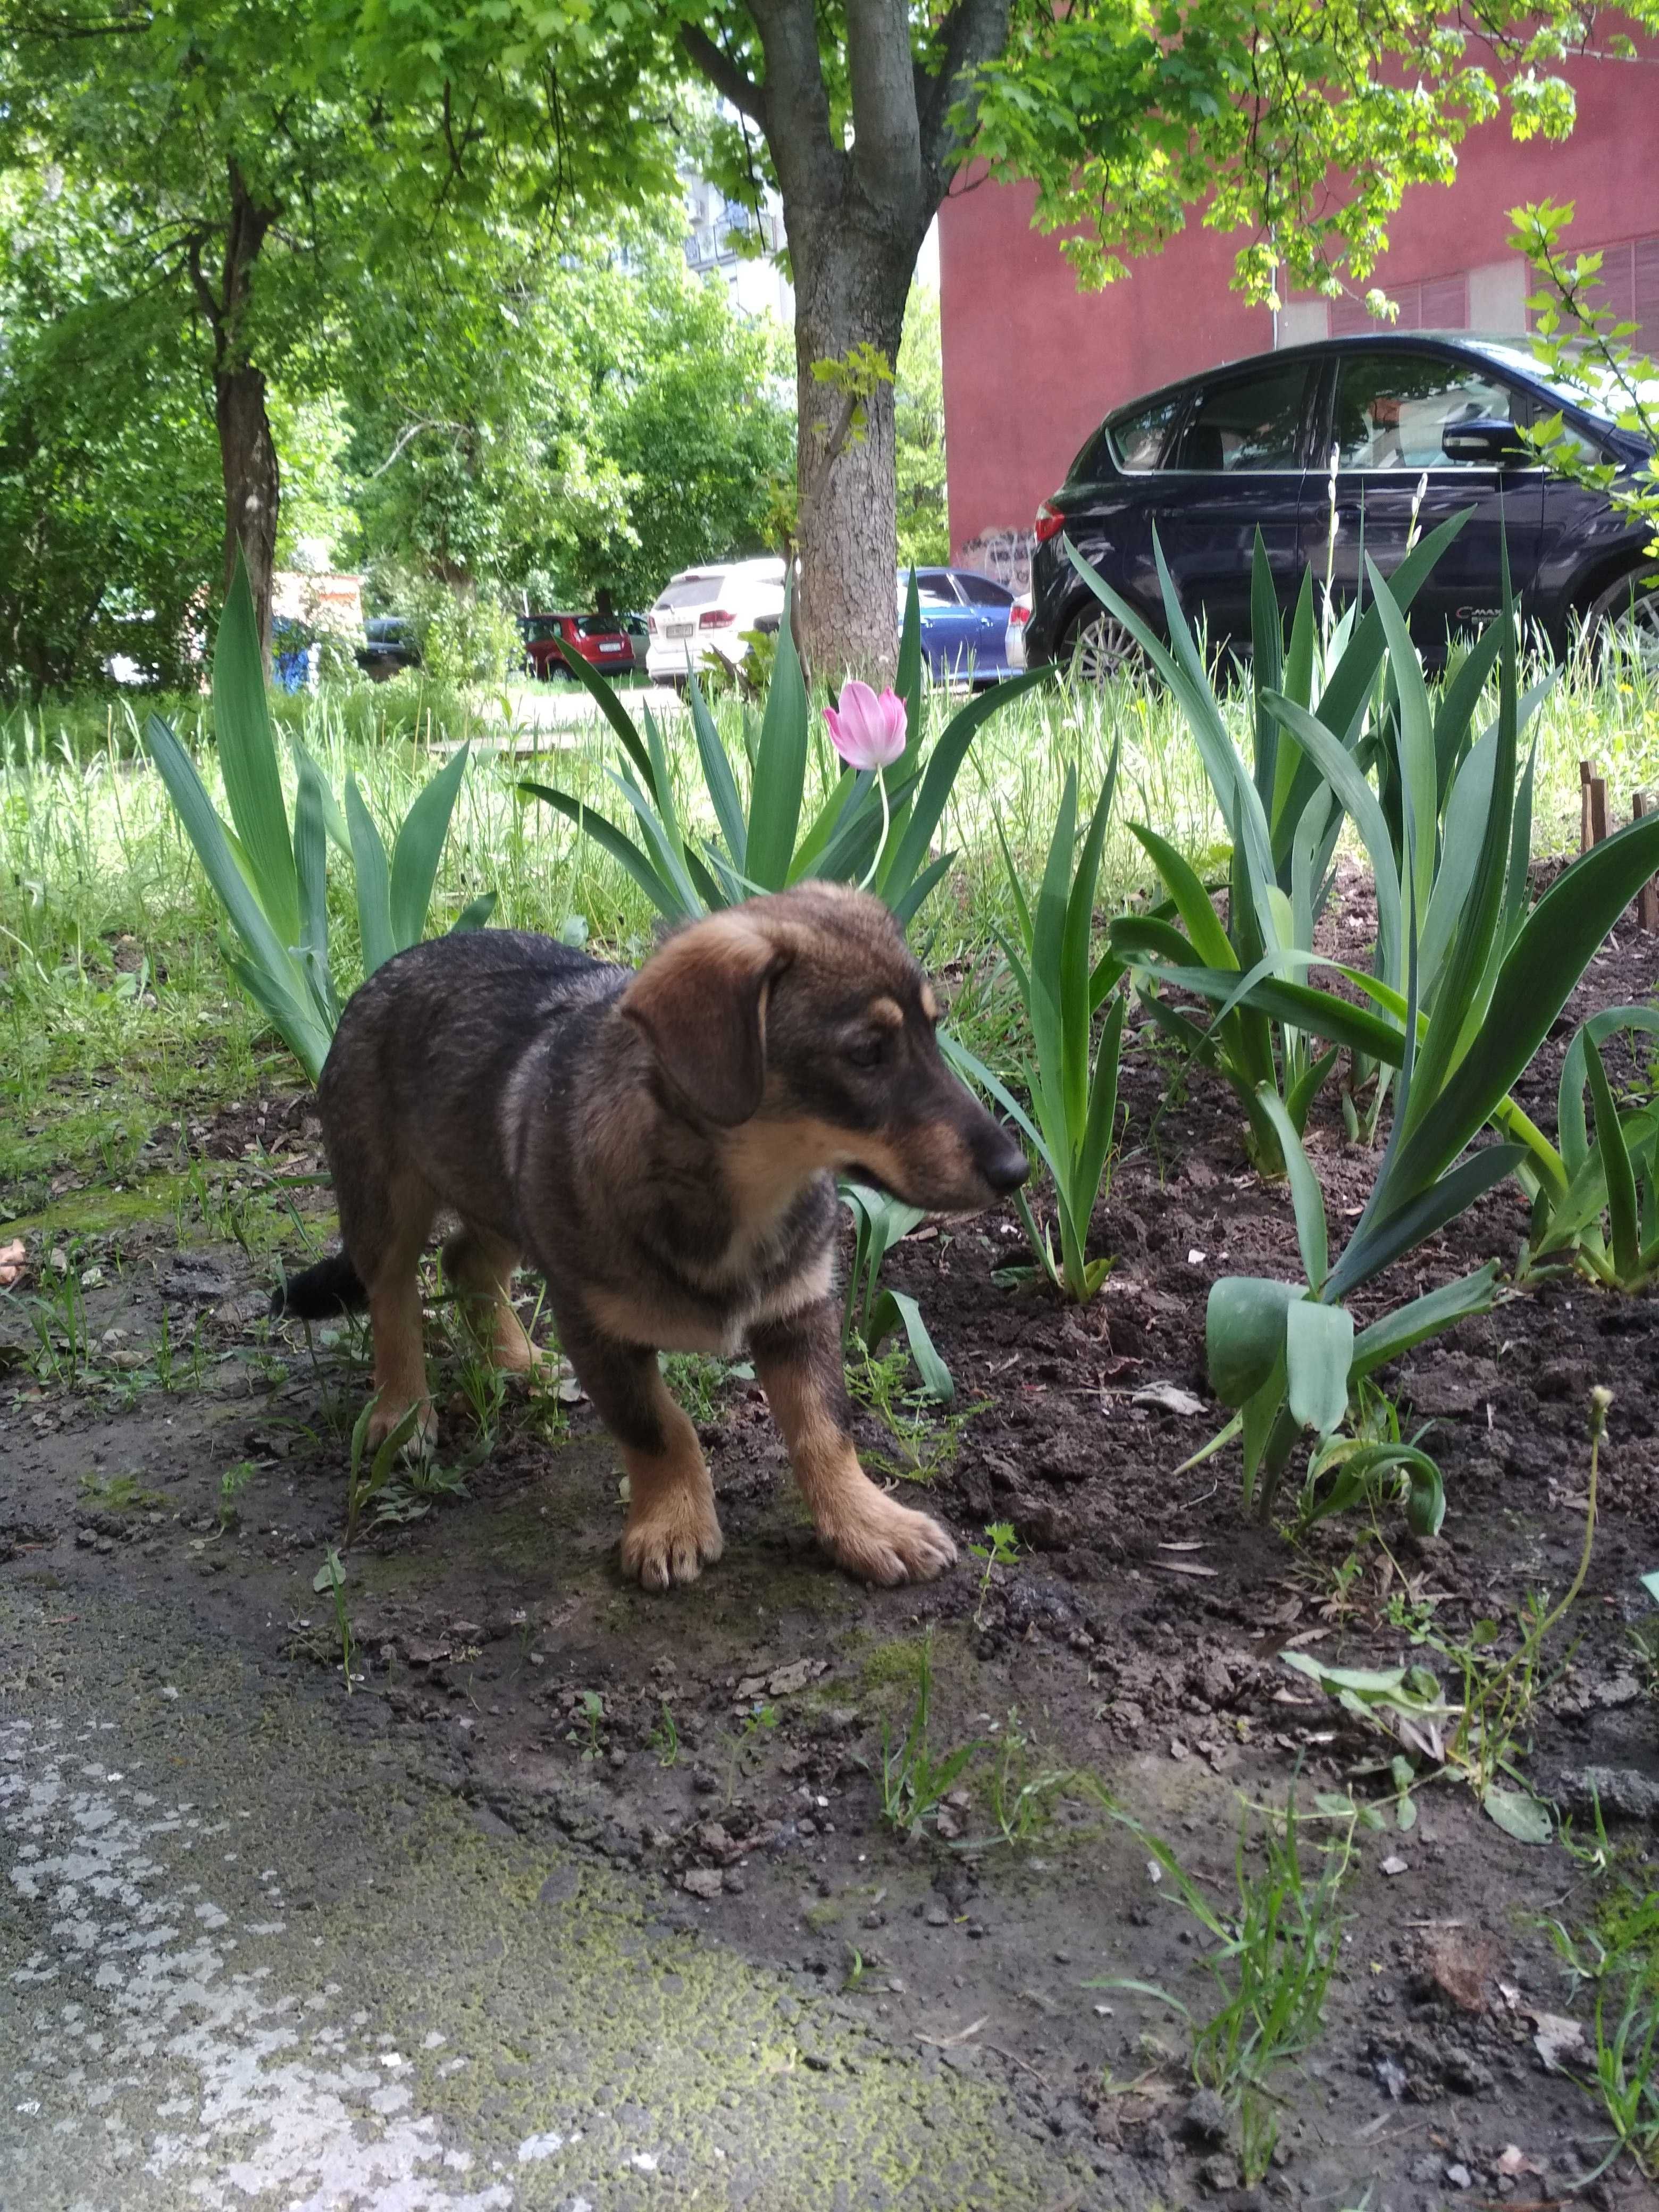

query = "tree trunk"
(681, 0), (1010, 679)
(791, 234), (911, 684)
(216, 362), (280, 655)
(189, 163), (280, 653)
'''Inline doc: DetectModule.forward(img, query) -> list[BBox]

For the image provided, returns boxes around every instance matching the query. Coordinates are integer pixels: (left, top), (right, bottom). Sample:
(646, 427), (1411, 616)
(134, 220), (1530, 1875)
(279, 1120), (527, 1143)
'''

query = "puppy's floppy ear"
(621, 912), (792, 1126)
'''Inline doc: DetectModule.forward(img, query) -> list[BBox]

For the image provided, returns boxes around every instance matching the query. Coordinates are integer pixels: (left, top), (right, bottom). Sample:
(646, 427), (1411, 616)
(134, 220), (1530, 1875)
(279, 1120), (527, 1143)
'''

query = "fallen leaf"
(1420, 1929), (1496, 2014)
(915, 2014), (988, 2049)
(1495, 2146), (1544, 2179)
(1531, 2010), (1588, 2072)
(1133, 1382), (1205, 1418)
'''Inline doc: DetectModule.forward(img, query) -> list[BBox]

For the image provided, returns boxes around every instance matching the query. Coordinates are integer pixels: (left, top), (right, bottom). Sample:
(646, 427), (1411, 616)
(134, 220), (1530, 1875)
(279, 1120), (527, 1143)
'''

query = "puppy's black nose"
(981, 1130), (1029, 1194)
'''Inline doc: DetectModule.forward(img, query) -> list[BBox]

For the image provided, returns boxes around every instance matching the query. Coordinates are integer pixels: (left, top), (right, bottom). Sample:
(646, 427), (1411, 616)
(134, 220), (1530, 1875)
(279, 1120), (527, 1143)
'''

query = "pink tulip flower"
(824, 680), (907, 772)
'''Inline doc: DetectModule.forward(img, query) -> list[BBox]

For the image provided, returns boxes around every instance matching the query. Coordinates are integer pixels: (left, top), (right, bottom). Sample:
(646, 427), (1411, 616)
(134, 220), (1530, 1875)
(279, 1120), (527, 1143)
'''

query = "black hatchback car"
(1025, 333), (1658, 678)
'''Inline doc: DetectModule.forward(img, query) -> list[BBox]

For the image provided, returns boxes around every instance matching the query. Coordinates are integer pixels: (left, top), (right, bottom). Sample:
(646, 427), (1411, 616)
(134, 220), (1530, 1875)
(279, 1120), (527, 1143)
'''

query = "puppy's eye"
(845, 1035), (888, 1069)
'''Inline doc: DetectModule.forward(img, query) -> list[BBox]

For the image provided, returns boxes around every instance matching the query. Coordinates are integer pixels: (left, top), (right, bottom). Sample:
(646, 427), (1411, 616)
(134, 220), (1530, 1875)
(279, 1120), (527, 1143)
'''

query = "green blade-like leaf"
(1254, 1090), (1328, 1292)
(890, 850), (955, 928)
(1074, 988), (1127, 1241)
(1066, 534), (1277, 921)
(345, 775), (396, 978)
(1432, 622), (1501, 803)
(1416, 722), (1499, 1004)
(288, 730), (350, 851)
(555, 635), (657, 797)
(142, 710), (306, 1011)
(878, 661), (1057, 904)
(1030, 764), (1079, 1143)
(1060, 747), (1120, 1138)
(1348, 1263), (1499, 1380)
(1557, 1009), (1659, 1176)
(291, 742), (330, 974)
(685, 671), (748, 870)
(868, 1287), (955, 1406)
(1582, 1033), (1641, 1282)
(1206, 1276), (1301, 1407)
(938, 1031), (1055, 1185)
(1249, 530), (1283, 822)
(518, 781), (688, 923)
(213, 545), (298, 947)
(1264, 691), (1403, 985)
(1127, 824), (1236, 971)
(1365, 556), (1439, 929)
(450, 891), (497, 933)
(1387, 812), (1659, 1199)
(1286, 1299), (1354, 1437)
(604, 759), (705, 916)
(1327, 1144), (1526, 1303)
(388, 741), (472, 954)
(745, 573), (809, 891)
(219, 937), (332, 1083)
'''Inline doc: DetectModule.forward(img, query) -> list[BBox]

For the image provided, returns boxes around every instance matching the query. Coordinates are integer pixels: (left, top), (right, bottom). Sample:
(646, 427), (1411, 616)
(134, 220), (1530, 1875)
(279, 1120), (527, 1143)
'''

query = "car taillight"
(647, 613), (658, 634)
(699, 608), (736, 629)
(1009, 602), (1031, 626)
(1034, 500), (1066, 545)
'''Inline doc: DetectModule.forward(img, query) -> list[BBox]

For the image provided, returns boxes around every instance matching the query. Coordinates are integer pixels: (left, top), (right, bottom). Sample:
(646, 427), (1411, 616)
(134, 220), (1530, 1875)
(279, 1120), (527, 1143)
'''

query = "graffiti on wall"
(958, 528), (1036, 596)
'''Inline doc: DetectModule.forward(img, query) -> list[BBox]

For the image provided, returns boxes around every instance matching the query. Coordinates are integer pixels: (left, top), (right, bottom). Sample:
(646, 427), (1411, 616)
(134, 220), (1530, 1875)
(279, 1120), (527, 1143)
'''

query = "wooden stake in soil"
(1580, 760), (1608, 852)
(1635, 791), (1659, 933)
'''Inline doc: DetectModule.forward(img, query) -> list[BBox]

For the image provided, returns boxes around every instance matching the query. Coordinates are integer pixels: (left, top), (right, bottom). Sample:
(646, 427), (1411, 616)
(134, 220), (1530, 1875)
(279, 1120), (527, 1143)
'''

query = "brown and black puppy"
(275, 884), (1027, 1590)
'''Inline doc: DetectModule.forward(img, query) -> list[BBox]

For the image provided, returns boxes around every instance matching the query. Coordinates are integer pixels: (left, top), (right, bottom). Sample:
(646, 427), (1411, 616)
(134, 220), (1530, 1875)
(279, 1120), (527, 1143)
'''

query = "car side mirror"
(1440, 417), (1529, 468)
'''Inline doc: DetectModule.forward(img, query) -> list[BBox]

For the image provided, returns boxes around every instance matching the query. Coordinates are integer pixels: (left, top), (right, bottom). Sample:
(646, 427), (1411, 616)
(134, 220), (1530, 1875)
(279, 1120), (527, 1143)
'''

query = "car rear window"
(957, 575), (1014, 606)
(1169, 365), (1311, 472)
(574, 615), (622, 635)
(656, 577), (724, 610)
(1106, 396), (1182, 472)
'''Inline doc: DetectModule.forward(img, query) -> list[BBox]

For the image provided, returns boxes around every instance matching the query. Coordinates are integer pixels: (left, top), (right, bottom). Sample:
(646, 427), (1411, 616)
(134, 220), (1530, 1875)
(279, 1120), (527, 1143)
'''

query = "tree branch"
(844, 0), (925, 216)
(680, 21), (769, 133)
(914, 0), (1011, 188)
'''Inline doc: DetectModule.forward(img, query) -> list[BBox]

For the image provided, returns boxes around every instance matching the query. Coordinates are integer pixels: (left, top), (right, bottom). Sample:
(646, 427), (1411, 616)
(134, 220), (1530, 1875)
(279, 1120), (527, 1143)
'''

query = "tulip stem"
(859, 766), (891, 894)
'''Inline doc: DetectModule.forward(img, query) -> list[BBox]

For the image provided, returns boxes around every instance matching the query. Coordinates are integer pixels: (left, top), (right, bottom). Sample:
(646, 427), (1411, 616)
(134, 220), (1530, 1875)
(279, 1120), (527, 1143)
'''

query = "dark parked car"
(905, 567), (1019, 682)
(1024, 333), (1659, 681)
(356, 615), (420, 681)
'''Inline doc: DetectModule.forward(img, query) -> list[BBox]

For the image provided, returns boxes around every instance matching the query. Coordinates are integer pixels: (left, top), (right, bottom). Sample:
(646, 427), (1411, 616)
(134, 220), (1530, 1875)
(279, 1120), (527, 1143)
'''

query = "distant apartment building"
(939, 50), (1658, 587)
(683, 173), (794, 323)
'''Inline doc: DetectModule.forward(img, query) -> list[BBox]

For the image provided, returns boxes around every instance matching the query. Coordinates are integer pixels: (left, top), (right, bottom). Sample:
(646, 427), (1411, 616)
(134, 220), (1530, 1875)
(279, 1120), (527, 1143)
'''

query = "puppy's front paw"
(366, 1395), (435, 1460)
(622, 1487), (725, 1592)
(823, 1482), (957, 1587)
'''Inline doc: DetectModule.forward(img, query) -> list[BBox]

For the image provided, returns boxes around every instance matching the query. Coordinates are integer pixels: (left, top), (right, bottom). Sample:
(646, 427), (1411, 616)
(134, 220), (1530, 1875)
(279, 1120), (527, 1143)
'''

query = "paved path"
(1, 1579), (1090, 2211)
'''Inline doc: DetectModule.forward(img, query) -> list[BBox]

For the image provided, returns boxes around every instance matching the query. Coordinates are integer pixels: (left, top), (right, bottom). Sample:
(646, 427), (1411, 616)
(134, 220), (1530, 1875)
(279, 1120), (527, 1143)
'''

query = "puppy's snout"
(977, 1124), (1030, 1195)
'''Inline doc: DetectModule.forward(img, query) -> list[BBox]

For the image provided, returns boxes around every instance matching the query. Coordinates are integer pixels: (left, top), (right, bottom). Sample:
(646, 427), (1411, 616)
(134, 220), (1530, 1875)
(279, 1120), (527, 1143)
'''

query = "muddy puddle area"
(3, 919), (1658, 2212)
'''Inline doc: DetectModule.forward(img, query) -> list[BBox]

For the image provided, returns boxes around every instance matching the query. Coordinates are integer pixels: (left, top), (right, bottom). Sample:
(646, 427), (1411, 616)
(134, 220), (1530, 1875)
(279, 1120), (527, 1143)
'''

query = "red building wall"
(939, 55), (1659, 578)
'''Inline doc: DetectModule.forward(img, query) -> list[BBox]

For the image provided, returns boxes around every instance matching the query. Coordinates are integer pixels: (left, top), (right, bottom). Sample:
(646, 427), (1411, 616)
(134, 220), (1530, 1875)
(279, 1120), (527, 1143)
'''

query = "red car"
(519, 612), (634, 680)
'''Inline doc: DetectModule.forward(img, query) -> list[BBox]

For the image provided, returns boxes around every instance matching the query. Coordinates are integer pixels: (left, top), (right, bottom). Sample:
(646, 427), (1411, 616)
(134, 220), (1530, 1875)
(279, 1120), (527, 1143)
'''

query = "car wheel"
(1586, 569), (1659, 675)
(1063, 606), (1140, 685)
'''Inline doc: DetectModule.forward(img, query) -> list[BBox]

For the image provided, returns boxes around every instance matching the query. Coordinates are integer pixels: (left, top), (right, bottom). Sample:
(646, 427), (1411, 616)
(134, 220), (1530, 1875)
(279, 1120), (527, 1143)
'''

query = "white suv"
(646, 557), (786, 683)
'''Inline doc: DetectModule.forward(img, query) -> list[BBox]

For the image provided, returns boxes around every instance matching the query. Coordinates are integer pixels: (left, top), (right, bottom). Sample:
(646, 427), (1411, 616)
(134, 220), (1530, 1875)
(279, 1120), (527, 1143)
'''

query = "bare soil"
(4, 910), (1658, 2212)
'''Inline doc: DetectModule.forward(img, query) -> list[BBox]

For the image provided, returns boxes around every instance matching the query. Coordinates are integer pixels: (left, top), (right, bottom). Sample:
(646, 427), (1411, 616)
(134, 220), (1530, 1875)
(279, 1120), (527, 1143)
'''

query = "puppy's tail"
(271, 1251), (367, 1321)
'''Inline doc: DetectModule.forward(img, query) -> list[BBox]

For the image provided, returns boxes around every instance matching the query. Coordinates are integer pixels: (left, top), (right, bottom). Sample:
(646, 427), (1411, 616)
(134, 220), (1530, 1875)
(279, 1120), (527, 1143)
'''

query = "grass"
(4, 646), (1653, 1231)
(1085, 1786), (1357, 2184)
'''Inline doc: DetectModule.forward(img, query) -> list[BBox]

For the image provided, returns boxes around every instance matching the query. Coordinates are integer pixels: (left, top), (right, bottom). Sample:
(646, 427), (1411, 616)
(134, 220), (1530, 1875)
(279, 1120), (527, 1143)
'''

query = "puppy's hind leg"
(563, 1323), (723, 1591)
(349, 1172), (439, 1454)
(442, 1225), (544, 1377)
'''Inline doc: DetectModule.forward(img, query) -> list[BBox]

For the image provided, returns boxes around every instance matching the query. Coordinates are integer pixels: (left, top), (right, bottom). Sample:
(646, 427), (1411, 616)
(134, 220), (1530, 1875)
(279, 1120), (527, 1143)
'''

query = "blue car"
(1024, 332), (1658, 681)
(904, 567), (1018, 683)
